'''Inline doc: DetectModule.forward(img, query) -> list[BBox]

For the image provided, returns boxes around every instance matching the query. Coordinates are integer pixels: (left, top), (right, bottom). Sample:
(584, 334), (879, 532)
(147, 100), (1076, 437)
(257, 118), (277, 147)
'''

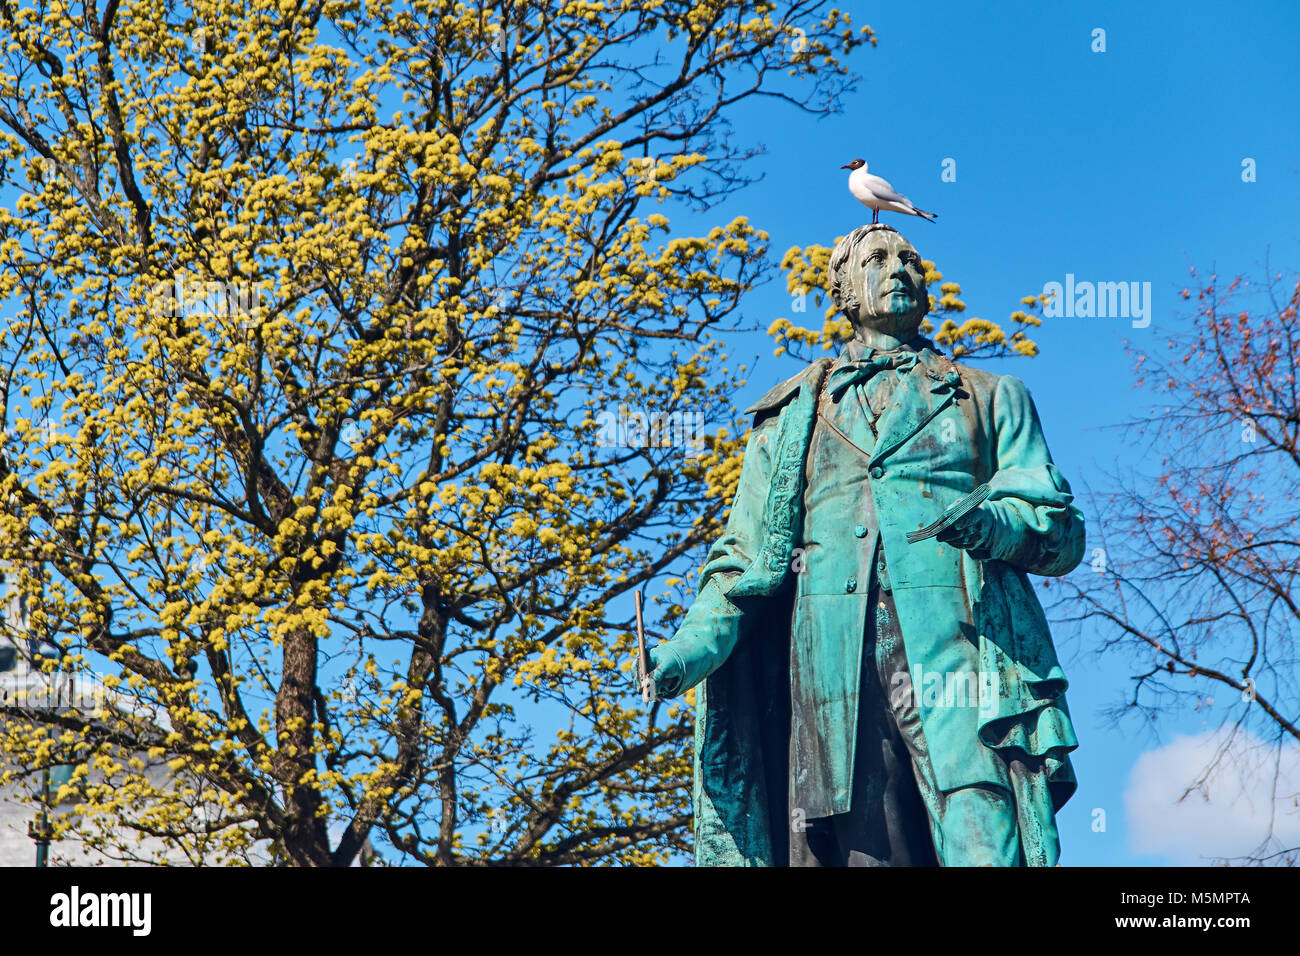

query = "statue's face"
(843, 230), (928, 339)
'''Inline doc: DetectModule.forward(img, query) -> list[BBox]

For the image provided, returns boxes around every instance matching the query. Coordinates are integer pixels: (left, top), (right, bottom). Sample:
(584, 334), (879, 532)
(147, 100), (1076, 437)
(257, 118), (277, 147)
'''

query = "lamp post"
(27, 762), (76, 867)
(23, 643), (76, 867)
(29, 766), (51, 867)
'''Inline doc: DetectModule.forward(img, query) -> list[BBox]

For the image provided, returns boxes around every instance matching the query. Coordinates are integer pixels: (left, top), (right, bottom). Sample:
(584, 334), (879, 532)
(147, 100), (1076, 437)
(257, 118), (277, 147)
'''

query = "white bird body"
(842, 159), (937, 223)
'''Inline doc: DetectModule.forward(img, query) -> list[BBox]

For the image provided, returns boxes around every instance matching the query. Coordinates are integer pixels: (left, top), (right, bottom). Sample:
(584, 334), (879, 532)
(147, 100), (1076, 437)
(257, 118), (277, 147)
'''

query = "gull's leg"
(872, 207), (879, 224)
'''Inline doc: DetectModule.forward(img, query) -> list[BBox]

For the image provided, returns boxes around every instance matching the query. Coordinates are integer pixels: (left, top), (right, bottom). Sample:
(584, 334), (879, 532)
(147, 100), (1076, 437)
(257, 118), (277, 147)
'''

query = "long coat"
(658, 342), (1085, 865)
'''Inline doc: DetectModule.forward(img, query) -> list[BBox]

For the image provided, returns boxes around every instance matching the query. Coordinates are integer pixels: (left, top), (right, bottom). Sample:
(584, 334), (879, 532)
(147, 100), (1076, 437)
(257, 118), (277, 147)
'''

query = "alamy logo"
(1041, 273), (1152, 328)
(0, 671), (108, 712)
(49, 886), (151, 936)
(595, 404), (706, 453)
(148, 273), (274, 321)
(890, 667), (999, 720)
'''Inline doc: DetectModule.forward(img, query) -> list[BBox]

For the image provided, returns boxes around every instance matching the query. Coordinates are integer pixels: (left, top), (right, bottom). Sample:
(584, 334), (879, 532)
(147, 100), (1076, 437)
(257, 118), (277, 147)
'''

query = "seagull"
(841, 158), (937, 224)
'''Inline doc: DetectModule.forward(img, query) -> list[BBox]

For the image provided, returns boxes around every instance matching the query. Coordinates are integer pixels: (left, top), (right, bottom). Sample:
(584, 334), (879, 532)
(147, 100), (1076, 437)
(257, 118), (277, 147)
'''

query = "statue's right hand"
(639, 643), (684, 701)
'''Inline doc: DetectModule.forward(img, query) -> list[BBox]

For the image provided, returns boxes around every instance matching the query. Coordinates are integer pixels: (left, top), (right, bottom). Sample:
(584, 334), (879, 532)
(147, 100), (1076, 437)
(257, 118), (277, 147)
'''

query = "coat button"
(845, 577), (857, 593)
(870, 465), (884, 479)
(854, 525), (868, 538)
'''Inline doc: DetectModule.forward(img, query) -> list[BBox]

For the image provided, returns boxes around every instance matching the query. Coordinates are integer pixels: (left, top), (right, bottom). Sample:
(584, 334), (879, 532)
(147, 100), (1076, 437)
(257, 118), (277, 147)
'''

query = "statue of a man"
(646, 224), (1085, 866)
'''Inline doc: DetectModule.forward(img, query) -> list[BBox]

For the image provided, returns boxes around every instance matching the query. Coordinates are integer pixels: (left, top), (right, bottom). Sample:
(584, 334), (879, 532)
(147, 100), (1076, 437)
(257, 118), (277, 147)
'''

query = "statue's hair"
(827, 224), (928, 323)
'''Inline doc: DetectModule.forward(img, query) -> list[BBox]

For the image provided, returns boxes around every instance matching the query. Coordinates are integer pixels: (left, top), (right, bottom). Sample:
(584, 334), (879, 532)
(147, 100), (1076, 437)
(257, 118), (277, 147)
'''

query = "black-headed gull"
(841, 158), (937, 224)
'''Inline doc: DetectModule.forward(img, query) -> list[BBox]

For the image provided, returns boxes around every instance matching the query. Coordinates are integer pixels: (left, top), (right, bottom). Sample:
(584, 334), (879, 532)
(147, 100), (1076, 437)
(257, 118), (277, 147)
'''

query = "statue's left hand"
(936, 505), (994, 555)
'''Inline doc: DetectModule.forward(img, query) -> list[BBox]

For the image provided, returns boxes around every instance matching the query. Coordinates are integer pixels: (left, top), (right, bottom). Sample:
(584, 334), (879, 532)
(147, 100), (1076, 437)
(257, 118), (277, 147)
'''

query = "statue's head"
(827, 224), (929, 342)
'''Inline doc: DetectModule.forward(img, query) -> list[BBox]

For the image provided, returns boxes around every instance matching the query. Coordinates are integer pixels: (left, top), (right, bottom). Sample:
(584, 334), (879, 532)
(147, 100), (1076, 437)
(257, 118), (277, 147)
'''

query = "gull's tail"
(912, 207), (938, 222)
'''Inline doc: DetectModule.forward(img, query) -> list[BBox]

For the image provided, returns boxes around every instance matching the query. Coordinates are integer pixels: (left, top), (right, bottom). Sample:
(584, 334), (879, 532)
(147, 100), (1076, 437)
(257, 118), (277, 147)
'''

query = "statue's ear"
(837, 290), (859, 323)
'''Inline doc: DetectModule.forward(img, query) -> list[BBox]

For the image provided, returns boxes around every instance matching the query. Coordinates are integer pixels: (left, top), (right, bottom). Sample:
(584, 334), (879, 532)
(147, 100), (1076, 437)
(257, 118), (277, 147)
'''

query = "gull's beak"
(839, 164), (852, 169)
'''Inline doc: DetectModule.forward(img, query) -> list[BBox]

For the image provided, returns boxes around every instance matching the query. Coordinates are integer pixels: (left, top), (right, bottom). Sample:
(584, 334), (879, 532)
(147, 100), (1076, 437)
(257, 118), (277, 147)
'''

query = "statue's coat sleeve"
(657, 412), (779, 694)
(976, 374), (1086, 577)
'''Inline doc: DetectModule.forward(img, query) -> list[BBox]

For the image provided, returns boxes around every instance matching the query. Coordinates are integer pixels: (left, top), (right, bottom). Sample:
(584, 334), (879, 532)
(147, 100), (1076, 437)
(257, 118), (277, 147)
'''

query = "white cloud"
(1124, 728), (1300, 864)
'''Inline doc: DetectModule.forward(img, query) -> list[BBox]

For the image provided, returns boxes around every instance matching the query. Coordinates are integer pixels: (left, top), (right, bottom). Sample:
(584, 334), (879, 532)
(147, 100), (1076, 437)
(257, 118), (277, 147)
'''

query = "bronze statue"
(645, 224), (1084, 866)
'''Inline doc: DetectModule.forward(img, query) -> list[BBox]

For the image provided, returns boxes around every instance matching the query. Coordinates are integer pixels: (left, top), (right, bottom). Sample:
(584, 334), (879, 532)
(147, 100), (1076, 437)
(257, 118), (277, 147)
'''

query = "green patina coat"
(657, 343), (1085, 866)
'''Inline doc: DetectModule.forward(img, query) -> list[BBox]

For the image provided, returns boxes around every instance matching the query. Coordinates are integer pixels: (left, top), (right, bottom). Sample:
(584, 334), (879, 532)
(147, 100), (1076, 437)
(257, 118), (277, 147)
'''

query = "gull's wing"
(862, 173), (914, 207)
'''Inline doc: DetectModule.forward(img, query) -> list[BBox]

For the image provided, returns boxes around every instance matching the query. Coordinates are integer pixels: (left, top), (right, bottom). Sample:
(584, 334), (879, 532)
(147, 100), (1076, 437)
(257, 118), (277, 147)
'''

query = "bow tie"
(827, 348), (919, 399)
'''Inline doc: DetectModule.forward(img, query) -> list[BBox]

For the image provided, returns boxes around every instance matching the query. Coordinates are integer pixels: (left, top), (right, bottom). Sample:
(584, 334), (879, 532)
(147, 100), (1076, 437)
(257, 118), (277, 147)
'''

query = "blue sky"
(692, 0), (1300, 866)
